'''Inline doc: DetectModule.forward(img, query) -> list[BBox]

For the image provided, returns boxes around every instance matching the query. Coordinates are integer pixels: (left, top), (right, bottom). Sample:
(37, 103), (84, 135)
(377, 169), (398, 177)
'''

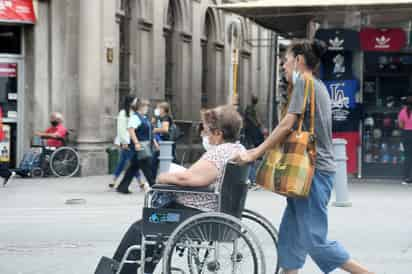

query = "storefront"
(0, 0), (36, 167)
(315, 27), (412, 178)
(218, 0), (412, 178)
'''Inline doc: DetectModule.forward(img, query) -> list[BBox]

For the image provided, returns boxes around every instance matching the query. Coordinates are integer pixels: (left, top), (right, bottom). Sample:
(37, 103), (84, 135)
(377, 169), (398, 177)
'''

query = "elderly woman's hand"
(232, 148), (260, 164)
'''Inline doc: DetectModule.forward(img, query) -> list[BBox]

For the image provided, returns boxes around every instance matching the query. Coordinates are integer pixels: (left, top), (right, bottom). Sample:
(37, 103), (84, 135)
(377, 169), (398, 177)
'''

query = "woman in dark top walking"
(152, 102), (175, 175)
(116, 99), (155, 194)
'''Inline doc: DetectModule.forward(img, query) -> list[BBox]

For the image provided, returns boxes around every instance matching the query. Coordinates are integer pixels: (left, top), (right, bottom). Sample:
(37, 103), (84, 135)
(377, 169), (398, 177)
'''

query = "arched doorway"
(201, 11), (212, 108)
(164, 0), (177, 113)
(201, 8), (220, 108)
(118, 0), (131, 108)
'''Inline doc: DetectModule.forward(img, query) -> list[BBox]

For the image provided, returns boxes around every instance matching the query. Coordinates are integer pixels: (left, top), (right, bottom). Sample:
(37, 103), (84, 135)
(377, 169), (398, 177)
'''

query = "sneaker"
(3, 171), (16, 187)
(139, 182), (150, 193)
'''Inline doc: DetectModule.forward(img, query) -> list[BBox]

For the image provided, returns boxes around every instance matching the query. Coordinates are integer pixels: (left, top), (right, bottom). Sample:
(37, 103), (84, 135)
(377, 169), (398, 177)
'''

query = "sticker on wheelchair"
(149, 212), (180, 224)
(142, 207), (197, 237)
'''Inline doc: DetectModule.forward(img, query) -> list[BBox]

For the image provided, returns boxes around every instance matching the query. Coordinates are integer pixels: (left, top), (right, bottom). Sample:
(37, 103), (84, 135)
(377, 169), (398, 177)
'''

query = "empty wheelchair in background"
(98, 162), (280, 274)
(20, 132), (80, 178)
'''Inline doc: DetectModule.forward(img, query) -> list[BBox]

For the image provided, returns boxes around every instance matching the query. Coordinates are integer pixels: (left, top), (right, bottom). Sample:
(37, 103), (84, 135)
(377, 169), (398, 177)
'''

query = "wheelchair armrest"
(151, 184), (214, 194)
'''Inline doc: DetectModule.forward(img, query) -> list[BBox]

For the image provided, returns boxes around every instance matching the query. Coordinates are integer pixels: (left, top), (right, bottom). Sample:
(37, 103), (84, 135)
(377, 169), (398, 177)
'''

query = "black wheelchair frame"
(109, 162), (280, 274)
(29, 131), (81, 177)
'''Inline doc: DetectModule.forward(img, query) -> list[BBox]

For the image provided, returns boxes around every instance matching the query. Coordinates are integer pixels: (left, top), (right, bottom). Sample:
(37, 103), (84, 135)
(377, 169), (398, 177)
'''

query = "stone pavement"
(0, 175), (411, 274)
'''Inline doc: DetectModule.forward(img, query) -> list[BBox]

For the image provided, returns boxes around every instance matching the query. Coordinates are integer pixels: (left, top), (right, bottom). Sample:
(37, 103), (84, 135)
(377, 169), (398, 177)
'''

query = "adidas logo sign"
(328, 37), (344, 50)
(375, 36), (391, 49)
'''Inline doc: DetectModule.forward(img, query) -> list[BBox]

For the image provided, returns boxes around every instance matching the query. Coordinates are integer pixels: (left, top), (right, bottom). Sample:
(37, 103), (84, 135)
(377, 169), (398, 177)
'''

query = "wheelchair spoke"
(164, 216), (262, 274)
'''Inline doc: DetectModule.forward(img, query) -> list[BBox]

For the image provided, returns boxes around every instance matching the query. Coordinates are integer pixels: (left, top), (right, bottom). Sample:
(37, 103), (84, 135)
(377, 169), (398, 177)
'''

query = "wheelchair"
(97, 163), (280, 274)
(25, 132), (81, 178)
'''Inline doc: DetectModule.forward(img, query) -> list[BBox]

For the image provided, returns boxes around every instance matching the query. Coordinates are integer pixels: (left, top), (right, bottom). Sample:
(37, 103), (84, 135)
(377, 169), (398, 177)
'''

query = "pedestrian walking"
(109, 95), (145, 190)
(399, 96), (412, 185)
(116, 99), (155, 194)
(243, 94), (264, 186)
(0, 106), (15, 186)
(152, 102), (176, 175)
(234, 39), (374, 274)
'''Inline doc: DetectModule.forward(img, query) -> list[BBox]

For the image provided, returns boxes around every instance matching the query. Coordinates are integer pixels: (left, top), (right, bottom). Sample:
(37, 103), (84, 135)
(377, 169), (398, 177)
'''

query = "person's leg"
(278, 198), (308, 272)
(113, 220), (156, 274)
(402, 131), (412, 182)
(138, 158), (155, 187)
(110, 149), (129, 187)
(293, 170), (371, 274)
(117, 154), (139, 193)
(151, 150), (160, 178)
(340, 260), (375, 274)
(0, 163), (11, 178)
(113, 149), (129, 178)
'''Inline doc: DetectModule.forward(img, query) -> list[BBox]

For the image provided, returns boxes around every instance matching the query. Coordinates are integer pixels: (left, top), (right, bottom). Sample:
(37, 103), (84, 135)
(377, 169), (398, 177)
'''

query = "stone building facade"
(6, 0), (275, 175)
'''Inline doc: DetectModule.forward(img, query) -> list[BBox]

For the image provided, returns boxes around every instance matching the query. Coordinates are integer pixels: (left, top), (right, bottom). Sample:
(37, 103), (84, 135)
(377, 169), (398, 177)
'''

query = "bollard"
(332, 138), (352, 207)
(158, 141), (174, 174)
(159, 141), (174, 158)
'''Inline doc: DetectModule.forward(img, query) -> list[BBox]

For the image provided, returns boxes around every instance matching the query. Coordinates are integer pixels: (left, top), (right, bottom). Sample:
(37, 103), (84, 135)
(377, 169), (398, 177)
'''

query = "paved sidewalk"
(0, 176), (411, 274)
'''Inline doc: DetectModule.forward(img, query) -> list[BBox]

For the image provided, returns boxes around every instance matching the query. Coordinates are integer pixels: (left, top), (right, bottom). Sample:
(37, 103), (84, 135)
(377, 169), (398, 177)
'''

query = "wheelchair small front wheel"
(49, 147), (80, 177)
(162, 212), (265, 274)
(31, 167), (44, 178)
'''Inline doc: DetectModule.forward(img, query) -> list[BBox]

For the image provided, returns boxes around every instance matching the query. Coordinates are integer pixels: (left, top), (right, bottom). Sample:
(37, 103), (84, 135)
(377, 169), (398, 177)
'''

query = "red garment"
(333, 132), (360, 174)
(360, 28), (406, 52)
(45, 124), (67, 147)
(0, 107), (4, 141)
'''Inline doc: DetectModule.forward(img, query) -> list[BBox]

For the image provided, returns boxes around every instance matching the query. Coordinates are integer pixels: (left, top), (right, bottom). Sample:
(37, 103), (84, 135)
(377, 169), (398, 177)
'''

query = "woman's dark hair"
(203, 105), (243, 142)
(288, 39), (327, 71)
(122, 95), (136, 117)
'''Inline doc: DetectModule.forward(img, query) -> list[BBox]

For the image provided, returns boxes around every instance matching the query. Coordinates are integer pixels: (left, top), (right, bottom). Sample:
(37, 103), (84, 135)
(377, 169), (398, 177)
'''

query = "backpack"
(168, 123), (182, 142)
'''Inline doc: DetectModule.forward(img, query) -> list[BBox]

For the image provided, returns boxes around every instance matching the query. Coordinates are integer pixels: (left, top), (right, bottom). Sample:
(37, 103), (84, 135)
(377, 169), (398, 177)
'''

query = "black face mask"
(51, 121), (59, 127)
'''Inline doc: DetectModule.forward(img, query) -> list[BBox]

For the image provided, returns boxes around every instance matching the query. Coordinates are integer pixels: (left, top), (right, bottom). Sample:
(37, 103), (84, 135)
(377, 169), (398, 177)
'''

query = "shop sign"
(360, 28), (406, 52)
(0, 63), (17, 77)
(315, 29), (360, 51)
(0, 0), (36, 24)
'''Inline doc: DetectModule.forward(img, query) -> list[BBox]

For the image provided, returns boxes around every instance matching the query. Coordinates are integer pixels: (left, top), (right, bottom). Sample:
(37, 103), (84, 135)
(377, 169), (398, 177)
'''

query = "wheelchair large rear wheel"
(242, 209), (280, 274)
(49, 147), (80, 177)
(162, 212), (265, 274)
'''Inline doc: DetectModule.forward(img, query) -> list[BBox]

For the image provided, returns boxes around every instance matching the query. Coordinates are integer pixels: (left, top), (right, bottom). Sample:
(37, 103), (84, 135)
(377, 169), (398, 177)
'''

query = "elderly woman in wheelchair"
(96, 105), (279, 274)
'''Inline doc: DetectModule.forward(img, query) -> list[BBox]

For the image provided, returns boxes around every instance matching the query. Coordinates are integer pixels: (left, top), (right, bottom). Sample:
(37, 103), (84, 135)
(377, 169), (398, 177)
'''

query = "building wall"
(22, 0), (275, 175)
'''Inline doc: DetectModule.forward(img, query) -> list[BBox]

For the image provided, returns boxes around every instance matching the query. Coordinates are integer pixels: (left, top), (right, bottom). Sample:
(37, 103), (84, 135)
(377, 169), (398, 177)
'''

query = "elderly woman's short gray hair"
(202, 105), (243, 142)
(51, 112), (64, 122)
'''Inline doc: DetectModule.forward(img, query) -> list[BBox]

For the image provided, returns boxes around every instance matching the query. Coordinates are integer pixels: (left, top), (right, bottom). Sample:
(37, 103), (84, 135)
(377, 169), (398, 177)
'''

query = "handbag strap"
(297, 76), (315, 135)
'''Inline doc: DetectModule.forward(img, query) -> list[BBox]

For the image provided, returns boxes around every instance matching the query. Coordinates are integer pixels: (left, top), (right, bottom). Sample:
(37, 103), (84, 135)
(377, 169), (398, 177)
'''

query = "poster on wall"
(0, 0), (36, 24)
(0, 124), (10, 163)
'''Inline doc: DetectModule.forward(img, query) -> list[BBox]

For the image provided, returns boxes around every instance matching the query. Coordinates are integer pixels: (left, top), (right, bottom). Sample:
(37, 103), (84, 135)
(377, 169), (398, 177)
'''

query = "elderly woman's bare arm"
(157, 159), (218, 187)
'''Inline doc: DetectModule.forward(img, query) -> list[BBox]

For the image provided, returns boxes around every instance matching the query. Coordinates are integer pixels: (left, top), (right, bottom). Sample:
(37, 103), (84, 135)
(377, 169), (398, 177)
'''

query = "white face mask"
(292, 59), (300, 85)
(154, 108), (160, 116)
(202, 136), (216, 151)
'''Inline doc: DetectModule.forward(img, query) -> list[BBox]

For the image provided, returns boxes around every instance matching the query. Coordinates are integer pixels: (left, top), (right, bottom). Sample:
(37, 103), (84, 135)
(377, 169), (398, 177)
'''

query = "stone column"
(77, 0), (108, 175)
